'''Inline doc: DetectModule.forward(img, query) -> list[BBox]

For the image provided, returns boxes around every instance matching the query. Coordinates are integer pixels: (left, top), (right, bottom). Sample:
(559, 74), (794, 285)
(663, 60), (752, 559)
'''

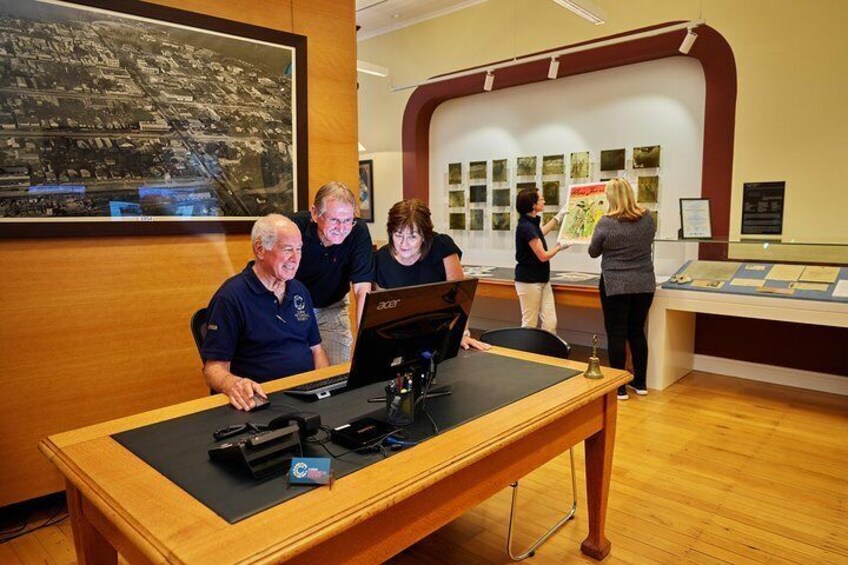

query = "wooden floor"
(3, 371), (847, 564)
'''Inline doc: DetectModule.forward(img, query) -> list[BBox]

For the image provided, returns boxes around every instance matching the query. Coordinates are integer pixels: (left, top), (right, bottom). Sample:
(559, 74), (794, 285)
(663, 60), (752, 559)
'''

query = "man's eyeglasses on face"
(322, 216), (355, 228)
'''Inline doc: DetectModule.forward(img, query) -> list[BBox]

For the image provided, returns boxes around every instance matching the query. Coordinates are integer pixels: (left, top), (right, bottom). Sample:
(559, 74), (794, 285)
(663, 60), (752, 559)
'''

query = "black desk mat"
(113, 351), (580, 523)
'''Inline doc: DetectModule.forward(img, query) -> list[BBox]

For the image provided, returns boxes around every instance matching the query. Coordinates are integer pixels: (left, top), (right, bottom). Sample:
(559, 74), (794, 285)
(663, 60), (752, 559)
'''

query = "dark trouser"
(599, 277), (654, 389)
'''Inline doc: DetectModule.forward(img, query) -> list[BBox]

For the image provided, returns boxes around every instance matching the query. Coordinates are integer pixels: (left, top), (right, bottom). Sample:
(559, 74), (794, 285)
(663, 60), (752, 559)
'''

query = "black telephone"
(268, 411), (322, 438)
(208, 412), (321, 478)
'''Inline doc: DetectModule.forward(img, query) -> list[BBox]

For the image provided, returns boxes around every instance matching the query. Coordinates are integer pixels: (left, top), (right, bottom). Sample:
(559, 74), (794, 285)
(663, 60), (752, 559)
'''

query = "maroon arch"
(401, 22), (736, 255)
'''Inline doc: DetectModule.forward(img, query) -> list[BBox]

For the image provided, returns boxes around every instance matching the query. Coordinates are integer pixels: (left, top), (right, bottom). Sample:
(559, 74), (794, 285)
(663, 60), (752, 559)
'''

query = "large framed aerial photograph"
(0, 0), (308, 237)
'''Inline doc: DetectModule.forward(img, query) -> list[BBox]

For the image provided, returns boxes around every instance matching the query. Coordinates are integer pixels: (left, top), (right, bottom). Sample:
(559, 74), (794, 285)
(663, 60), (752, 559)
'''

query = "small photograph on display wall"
(600, 149), (625, 172)
(449, 212), (466, 230)
(559, 182), (608, 244)
(492, 189), (511, 207)
(517, 181), (537, 192)
(570, 152), (590, 179)
(470, 185), (487, 203)
(358, 160), (373, 222)
(633, 145), (661, 169)
(650, 210), (658, 229)
(492, 159), (508, 183)
(516, 156), (537, 177)
(542, 154), (564, 175)
(542, 181), (560, 206)
(469, 161), (487, 180)
(448, 163), (462, 184)
(449, 191), (465, 208)
(470, 209), (484, 231)
(492, 212), (511, 231)
(637, 176), (659, 203)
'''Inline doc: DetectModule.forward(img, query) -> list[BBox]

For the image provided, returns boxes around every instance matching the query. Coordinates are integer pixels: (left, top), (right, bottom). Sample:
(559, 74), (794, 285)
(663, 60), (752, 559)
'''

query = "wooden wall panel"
(0, 0), (358, 507)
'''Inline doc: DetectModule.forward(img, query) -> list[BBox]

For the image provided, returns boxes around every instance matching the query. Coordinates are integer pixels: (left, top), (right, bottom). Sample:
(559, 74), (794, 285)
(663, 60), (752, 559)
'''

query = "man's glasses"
(322, 216), (355, 228)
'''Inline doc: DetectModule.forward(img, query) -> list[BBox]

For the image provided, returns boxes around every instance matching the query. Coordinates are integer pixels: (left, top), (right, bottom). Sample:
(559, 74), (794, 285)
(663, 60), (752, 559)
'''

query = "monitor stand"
(366, 385), (452, 403)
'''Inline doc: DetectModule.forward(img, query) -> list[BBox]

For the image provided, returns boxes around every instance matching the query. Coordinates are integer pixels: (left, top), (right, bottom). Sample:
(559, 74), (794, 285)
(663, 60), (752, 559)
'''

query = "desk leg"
(580, 392), (617, 560)
(67, 482), (117, 565)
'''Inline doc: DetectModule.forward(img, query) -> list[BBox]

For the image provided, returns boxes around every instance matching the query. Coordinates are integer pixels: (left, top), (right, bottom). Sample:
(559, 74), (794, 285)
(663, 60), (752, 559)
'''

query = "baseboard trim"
(693, 355), (848, 396)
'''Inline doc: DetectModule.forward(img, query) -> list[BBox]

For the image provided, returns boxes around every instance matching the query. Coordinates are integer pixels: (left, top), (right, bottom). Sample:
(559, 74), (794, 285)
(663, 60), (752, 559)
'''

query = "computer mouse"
(247, 395), (270, 411)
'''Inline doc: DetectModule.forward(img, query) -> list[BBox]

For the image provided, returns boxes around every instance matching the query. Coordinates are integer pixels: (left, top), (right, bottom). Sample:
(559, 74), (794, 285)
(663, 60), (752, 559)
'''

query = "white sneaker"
(628, 384), (648, 396)
(617, 387), (629, 400)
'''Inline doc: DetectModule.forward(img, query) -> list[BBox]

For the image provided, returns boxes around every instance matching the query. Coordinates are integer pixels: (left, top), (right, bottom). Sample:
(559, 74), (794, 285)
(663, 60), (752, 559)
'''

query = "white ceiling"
(356, 0), (487, 41)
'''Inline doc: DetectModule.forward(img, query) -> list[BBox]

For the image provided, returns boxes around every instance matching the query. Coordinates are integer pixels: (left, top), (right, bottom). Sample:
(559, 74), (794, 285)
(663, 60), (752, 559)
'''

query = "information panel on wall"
(742, 181), (785, 235)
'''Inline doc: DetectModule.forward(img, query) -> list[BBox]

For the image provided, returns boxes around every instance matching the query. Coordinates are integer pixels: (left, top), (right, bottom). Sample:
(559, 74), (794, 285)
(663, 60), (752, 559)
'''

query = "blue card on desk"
(288, 457), (332, 485)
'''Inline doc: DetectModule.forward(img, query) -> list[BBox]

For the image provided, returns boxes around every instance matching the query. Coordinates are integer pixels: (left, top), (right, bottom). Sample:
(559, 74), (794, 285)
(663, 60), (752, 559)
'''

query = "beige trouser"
(515, 281), (557, 333)
(314, 296), (353, 366)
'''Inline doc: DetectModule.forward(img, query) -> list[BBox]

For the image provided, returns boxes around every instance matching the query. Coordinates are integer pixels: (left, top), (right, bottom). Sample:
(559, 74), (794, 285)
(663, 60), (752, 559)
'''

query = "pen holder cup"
(385, 385), (416, 427)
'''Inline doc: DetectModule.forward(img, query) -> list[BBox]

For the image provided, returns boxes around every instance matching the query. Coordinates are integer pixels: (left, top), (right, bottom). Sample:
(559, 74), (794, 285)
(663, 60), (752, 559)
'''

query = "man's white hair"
(251, 214), (292, 252)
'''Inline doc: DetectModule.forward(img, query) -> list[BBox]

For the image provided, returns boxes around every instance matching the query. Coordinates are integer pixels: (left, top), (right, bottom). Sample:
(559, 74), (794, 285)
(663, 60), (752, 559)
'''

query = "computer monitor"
(344, 278), (478, 392)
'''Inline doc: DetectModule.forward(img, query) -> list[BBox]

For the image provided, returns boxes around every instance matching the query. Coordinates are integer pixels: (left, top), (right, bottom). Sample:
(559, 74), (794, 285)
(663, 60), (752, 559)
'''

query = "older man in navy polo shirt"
(202, 214), (329, 411)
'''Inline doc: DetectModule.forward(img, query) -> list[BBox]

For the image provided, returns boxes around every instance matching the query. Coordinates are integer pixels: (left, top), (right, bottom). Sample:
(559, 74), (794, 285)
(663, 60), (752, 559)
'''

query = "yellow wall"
(0, 0), (358, 506)
(358, 0), (848, 258)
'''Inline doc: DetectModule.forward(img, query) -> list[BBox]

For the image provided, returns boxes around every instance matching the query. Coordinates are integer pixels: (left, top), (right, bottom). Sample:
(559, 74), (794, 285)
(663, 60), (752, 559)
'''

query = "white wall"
(429, 57), (706, 277)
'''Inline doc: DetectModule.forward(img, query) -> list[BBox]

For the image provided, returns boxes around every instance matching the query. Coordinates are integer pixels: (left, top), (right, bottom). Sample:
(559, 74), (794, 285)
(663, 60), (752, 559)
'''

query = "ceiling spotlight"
(483, 70), (494, 92)
(547, 57), (560, 80)
(551, 0), (606, 25)
(679, 28), (698, 54)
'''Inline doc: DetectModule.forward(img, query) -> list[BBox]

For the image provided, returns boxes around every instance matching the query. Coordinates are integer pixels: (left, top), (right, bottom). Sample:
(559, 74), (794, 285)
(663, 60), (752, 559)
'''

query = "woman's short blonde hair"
(605, 178), (646, 221)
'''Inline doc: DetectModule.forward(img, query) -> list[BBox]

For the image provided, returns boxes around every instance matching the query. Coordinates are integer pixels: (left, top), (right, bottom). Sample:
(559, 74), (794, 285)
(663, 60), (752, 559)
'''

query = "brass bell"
(583, 334), (604, 380)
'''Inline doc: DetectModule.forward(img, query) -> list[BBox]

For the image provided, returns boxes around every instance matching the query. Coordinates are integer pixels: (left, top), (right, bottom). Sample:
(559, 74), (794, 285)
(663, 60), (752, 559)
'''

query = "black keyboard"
(284, 374), (348, 399)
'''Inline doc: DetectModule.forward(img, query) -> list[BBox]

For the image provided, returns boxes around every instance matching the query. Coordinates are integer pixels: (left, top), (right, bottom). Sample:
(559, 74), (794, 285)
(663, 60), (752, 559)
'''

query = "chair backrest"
(190, 307), (209, 358)
(479, 327), (571, 360)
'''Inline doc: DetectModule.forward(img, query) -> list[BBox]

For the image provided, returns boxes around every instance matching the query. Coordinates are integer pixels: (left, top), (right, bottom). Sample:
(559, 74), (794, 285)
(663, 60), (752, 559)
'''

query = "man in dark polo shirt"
(289, 181), (373, 365)
(202, 214), (329, 411)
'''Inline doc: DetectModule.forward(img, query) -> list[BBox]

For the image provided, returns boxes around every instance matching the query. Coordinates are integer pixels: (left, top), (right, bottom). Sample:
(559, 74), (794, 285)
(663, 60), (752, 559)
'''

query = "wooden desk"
(40, 349), (628, 564)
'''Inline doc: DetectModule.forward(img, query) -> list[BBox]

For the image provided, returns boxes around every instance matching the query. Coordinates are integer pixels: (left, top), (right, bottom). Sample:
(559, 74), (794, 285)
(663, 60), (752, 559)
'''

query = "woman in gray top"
(588, 178), (656, 400)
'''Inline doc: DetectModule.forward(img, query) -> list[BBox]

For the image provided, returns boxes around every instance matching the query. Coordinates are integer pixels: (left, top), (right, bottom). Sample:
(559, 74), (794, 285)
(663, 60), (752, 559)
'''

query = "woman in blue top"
(373, 198), (488, 350)
(514, 188), (569, 332)
(588, 178), (656, 400)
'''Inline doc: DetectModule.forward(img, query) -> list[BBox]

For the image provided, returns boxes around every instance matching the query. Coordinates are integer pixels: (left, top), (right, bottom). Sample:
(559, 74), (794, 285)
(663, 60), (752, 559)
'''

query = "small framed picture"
(679, 198), (712, 239)
(358, 160), (374, 223)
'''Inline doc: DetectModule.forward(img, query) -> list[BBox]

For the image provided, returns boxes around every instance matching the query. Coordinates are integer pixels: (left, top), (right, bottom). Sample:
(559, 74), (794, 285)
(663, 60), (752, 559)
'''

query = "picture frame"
(358, 159), (374, 223)
(679, 198), (712, 239)
(0, 0), (308, 238)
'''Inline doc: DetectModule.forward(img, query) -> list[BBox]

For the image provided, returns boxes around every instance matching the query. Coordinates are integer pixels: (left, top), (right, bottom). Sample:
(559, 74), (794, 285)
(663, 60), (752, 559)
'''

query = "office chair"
(479, 326), (577, 561)
(190, 307), (209, 359)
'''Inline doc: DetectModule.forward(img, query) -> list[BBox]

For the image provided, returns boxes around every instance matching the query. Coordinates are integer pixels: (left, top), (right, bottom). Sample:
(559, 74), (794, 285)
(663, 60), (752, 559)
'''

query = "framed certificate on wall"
(679, 198), (712, 239)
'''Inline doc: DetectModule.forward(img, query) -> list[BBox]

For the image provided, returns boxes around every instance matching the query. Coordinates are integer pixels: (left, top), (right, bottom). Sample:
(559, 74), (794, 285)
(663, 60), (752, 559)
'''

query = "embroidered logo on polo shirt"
(293, 294), (310, 322)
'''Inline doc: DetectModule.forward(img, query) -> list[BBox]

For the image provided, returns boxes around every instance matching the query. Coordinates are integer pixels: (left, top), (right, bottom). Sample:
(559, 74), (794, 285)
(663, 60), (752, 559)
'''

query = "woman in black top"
(588, 178), (656, 400)
(373, 198), (488, 350)
(514, 188), (569, 332)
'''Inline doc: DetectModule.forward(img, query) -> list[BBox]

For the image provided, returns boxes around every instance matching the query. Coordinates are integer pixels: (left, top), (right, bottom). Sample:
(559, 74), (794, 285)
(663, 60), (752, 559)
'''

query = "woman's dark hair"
(516, 188), (539, 215)
(386, 198), (434, 257)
